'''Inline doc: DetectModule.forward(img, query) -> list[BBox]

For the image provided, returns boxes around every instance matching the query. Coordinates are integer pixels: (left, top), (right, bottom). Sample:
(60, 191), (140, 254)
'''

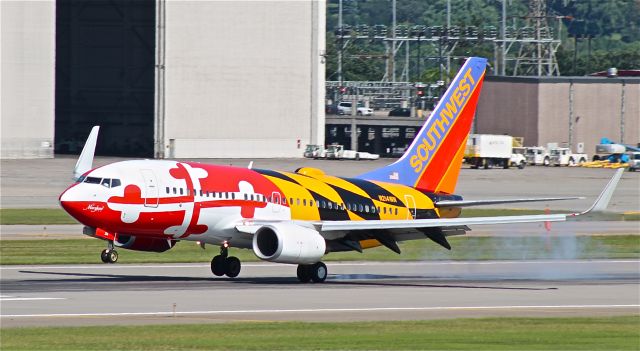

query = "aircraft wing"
(319, 168), (623, 232)
(434, 197), (582, 208)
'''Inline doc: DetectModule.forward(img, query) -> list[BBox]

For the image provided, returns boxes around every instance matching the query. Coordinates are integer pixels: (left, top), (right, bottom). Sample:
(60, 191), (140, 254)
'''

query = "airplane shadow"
(12, 270), (557, 292)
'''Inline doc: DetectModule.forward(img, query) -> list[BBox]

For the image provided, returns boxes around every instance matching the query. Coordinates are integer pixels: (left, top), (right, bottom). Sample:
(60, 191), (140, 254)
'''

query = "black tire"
(225, 256), (241, 278)
(296, 265), (311, 283)
(108, 250), (118, 263)
(544, 157), (550, 166)
(518, 161), (525, 169)
(568, 158), (575, 167)
(483, 159), (489, 169)
(100, 249), (109, 263)
(310, 262), (327, 283)
(579, 158), (586, 164)
(503, 159), (509, 169)
(211, 255), (226, 276)
(593, 155), (600, 161)
(355, 154), (360, 161)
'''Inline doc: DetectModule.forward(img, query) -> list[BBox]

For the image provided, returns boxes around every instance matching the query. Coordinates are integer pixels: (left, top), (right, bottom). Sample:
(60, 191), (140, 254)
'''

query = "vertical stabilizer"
(73, 126), (100, 180)
(357, 57), (487, 194)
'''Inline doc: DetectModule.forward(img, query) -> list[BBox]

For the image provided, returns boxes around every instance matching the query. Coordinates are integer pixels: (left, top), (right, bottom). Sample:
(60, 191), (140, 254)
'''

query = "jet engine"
(114, 234), (176, 252)
(252, 223), (326, 264)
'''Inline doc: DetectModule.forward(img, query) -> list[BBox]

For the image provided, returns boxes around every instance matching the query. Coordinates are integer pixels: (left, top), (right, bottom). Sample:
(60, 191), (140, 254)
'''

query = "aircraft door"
(140, 169), (159, 208)
(404, 195), (416, 219)
(271, 192), (281, 213)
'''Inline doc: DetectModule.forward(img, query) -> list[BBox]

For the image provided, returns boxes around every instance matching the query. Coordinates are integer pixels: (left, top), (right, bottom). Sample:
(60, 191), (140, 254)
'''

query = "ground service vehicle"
(465, 134), (521, 169)
(303, 145), (326, 159)
(627, 152), (640, 171)
(325, 144), (379, 160)
(59, 57), (623, 283)
(548, 148), (588, 166)
(525, 146), (550, 166)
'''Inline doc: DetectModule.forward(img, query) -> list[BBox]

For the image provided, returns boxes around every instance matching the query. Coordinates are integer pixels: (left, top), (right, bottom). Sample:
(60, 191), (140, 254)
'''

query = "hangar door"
(55, 0), (155, 157)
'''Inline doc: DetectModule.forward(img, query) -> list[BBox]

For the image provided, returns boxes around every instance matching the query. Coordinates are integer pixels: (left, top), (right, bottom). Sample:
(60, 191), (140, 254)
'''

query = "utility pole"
(338, 0), (343, 86)
(390, 0), (396, 82)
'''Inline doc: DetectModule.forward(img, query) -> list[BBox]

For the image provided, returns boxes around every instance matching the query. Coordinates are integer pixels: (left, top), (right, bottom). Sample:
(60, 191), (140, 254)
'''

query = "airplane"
(59, 57), (624, 283)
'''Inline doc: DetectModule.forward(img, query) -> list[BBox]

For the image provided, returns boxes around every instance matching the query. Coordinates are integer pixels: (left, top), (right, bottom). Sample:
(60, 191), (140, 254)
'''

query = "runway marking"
(0, 297), (65, 302)
(2, 304), (639, 318)
(1, 260), (638, 270)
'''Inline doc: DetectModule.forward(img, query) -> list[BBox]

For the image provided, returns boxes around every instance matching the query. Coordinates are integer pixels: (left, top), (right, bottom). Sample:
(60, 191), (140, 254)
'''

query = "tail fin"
(357, 57), (487, 194)
(73, 126), (100, 180)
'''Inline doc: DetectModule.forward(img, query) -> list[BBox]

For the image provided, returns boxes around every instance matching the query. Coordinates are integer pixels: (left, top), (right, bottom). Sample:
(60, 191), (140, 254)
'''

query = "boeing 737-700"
(59, 57), (624, 283)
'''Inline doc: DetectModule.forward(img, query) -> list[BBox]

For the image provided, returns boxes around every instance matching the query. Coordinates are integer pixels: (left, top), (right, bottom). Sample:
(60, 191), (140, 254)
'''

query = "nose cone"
(58, 184), (88, 223)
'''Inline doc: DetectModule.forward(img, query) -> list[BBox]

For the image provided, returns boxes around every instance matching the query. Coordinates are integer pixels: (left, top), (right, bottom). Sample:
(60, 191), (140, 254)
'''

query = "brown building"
(475, 76), (640, 155)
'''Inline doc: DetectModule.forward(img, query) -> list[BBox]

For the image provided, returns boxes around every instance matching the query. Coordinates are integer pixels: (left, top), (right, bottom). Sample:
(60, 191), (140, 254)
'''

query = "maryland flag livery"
(60, 57), (624, 283)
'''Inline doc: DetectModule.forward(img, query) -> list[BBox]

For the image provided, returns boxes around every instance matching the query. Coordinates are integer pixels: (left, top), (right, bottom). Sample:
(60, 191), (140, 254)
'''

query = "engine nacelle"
(115, 234), (176, 252)
(252, 223), (326, 264)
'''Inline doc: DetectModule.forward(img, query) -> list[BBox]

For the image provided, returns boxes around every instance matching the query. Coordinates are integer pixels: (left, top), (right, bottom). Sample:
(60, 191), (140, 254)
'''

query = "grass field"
(1, 316), (638, 350)
(1, 235), (637, 265)
(1, 208), (638, 225)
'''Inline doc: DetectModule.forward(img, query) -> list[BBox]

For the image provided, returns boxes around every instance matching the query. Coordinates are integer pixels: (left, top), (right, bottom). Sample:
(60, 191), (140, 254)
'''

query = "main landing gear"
(296, 262), (327, 283)
(100, 241), (118, 263)
(210, 242), (241, 278)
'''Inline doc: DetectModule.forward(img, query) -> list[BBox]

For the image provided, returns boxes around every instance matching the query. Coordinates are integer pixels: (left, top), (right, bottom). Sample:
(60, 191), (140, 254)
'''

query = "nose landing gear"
(210, 242), (241, 278)
(100, 241), (118, 263)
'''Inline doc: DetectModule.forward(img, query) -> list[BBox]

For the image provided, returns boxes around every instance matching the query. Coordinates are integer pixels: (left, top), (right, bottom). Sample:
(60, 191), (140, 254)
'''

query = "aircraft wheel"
(225, 256), (241, 278)
(100, 249), (110, 263)
(310, 262), (327, 283)
(296, 264), (311, 283)
(101, 249), (118, 263)
(210, 255), (226, 277)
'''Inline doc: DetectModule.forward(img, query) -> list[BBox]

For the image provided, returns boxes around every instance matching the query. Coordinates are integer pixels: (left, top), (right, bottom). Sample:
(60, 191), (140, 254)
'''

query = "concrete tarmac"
(1, 260), (638, 327)
(2, 156), (639, 211)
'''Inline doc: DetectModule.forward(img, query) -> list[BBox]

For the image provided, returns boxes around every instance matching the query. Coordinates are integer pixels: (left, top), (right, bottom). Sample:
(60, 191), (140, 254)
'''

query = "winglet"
(73, 126), (100, 180)
(577, 169), (624, 215)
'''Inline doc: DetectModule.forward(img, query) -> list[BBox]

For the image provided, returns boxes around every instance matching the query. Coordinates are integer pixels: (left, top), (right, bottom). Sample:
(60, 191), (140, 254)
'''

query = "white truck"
(303, 144), (326, 159)
(548, 147), (588, 166)
(337, 102), (373, 116)
(627, 152), (640, 171)
(325, 145), (379, 160)
(465, 134), (523, 169)
(525, 146), (550, 166)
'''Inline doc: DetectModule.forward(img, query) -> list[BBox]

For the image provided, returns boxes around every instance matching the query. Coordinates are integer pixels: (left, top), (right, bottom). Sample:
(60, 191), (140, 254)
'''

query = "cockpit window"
(83, 177), (121, 188)
(84, 177), (102, 184)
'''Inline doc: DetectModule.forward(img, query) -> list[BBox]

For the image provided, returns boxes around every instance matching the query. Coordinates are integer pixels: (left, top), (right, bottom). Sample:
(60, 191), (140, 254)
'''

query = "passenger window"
(166, 187), (170, 194)
(302, 199), (306, 206)
(173, 187), (177, 195)
(290, 198), (294, 206)
(395, 208), (398, 215)
(364, 205), (369, 213)
(180, 188), (184, 195)
(231, 193), (235, 200)
(358, 204), (364, 212)
(199, 190), (203, 196)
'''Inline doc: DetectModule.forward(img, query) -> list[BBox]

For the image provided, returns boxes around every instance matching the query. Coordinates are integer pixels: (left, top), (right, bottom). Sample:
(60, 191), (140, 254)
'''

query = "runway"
(2, 260), (638, 327)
